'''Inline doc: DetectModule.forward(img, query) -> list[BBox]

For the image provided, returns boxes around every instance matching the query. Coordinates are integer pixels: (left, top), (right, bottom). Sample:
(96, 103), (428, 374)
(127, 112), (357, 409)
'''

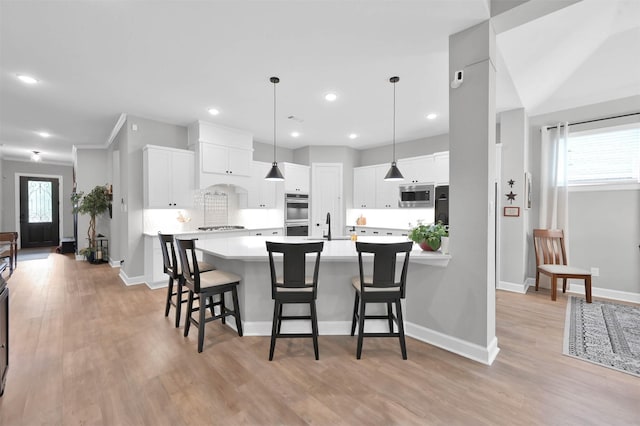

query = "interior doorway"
(16, 175), (62, 248)
(310, 163), (343, 238)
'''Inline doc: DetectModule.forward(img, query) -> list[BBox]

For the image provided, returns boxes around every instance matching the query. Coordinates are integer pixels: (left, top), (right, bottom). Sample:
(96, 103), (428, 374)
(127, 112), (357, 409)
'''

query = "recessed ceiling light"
(37, 131), (50, 138)
(207, 108), (220, 116)
(325, 93), (337, 102)
(17, 74), (38, 85)
(349, 133), (358, 140)
(426, 113), (438, 120)
(291, 132), (300, 138)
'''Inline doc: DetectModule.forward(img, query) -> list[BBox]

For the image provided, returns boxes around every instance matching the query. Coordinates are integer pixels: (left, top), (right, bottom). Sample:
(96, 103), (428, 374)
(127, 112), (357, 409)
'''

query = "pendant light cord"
(273, 80), (277, 162)
(393, 79), (396, 162)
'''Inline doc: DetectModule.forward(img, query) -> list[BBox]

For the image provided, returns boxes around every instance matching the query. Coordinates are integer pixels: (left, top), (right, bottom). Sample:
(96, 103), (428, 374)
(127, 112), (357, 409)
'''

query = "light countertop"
(196, 235), (450, 267)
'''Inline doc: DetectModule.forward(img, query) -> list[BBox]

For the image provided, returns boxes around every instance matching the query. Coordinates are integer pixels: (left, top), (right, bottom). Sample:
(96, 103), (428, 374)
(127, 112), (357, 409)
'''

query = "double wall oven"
(284, 193), (309, 236)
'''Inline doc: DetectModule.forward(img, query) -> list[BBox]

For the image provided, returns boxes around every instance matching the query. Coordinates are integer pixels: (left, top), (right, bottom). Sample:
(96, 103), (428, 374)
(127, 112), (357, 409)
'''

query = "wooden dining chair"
(533, 229), (592, 303)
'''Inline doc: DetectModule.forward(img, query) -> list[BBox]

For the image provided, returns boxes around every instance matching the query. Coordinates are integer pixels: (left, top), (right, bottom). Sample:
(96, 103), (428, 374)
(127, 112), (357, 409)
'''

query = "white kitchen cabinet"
(143, 145), (195, 209)
(374, 165), (399, 208)
(283, 163), (310, 193)
(397, 155), (435, 184)
(433, 151), (449, 185)
(353, 166), (376, 208)
(201, 142), (252, 177)
(243, 161), (279, 208)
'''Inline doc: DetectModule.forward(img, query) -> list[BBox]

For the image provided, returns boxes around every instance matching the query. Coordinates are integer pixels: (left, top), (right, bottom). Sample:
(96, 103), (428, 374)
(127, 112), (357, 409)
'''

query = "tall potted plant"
(72, 185), (110, 261)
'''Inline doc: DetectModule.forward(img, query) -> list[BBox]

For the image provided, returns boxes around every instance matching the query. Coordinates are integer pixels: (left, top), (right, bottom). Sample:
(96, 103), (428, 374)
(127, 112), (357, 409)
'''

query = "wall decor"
(505, 191), (517, 204)
(504, 206), (520, 217)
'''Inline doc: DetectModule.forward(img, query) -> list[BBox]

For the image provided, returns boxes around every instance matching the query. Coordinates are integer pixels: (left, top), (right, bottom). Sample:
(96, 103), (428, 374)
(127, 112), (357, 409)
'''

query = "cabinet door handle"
(255, 233), (262, 236)
(272, 231), (278, 235)
(386, 232), (393, 236)
(373, 231), (379, 235)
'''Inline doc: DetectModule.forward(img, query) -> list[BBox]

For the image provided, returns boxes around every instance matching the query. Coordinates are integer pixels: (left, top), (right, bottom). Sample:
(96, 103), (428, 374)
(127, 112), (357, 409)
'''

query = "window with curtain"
(567, 123), (640, 185)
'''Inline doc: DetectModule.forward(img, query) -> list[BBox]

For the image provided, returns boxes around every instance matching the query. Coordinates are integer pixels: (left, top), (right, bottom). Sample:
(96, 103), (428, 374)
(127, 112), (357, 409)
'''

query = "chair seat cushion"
(199, 269), (241, 289)
(539, 264), (590, 276)
(351, 276), (400, 292)
(275, 276), (314, 292)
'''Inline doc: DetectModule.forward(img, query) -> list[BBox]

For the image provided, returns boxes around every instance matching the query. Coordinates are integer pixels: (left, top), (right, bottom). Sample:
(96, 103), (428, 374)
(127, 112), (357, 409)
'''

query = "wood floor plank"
(0, 252), (638, 425)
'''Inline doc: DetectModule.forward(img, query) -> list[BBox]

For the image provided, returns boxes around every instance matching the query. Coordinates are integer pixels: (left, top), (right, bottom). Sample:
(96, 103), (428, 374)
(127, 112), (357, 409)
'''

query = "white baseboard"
(118, 270), (145, 286)
(238, 318), (499, 365)
(145, 280), (167, 290)
(108, 259), (120, 268)
(524, 276), (640, 304)
(568, 286), (640, 304)
(497, 280), (530, 294)
(405, 321), (499, 365)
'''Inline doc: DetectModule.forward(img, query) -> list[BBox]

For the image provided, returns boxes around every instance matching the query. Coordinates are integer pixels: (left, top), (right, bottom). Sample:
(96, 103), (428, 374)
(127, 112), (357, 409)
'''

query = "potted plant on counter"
(409, 221), (448, 251)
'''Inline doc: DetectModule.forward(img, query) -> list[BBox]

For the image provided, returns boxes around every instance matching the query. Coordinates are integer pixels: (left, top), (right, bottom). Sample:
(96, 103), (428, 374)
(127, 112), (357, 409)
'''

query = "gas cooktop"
(197, 225), (246, 231)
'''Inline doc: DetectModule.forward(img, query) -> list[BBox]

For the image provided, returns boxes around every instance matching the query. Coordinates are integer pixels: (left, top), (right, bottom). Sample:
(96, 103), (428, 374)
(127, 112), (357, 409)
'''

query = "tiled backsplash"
(345, 208), (435, 230)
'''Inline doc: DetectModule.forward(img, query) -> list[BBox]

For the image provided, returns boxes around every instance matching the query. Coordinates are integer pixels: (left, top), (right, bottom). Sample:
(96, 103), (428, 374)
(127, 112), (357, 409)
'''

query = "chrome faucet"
(325, 212), (332, 241)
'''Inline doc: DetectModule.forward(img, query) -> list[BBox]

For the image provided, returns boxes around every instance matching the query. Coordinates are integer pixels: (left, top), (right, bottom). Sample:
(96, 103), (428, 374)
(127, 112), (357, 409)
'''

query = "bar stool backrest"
(175, 238), (202, 292)
(266, 241), (324, 299)
(158, 233), (179, 279)
(355, 241), (413, 297)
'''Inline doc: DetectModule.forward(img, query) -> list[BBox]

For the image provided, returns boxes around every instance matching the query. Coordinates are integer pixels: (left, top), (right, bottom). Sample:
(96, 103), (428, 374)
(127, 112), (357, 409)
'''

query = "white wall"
(74, 149), (109, 252)
(358, 133), (449, 166)
(528, 95), (640, 296)
(0, 159), (74, 239)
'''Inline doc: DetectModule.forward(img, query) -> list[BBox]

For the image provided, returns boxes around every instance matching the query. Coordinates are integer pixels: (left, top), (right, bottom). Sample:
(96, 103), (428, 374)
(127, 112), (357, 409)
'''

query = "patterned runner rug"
(564, 296), (640, 377)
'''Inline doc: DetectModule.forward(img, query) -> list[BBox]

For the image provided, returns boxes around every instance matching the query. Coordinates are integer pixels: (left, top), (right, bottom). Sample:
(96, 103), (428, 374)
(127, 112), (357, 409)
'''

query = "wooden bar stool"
(175, 238), (243, 353)
(158, 233), (214, 327)
(350, 241), (413, 359)
(266, 241), (324, 361)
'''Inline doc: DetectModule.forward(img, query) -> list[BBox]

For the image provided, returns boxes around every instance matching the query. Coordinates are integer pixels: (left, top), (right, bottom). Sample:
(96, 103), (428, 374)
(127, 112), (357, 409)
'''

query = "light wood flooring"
(0, 253), (638, 425)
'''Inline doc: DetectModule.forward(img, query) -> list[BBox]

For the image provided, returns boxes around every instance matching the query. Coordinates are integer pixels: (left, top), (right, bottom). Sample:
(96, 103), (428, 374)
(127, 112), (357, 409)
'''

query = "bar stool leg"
(387, 302), (394, 333)
(395, 299), (407, 360)
(174, 277), (184, 328)
(184, 291), (194, 337)
(232, 286), (243, 336)
(356, 299), (366, 359)
(269, 301), (280, 361)
(350, 292), (359, 336)
(197, 294), (207, 353)
(164, 277), (174, 317)
(310, 300), (319, 360)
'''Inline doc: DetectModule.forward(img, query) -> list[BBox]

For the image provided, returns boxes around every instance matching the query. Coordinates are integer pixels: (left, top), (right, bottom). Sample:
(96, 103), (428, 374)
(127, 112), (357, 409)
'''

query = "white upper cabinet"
(143, 145), (195, 209)
(188, 121), (253, 187)
(283, 163), (310, 193)
(243, 161), (279, 208)
(433, 151), (449, 185)
(353, 166), (376, 208)
(374, 165), (399, 208)
(397, 155), (436, 184)
(200, 143), (252, 176)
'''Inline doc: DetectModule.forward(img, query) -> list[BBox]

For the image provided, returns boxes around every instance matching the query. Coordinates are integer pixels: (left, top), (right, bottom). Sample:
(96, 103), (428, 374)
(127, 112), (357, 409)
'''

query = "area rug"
(17, 248), (52, 261)
(564, 296), (640, 377)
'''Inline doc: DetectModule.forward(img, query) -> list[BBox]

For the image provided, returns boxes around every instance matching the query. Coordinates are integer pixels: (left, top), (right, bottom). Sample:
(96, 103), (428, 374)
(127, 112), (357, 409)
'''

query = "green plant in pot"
(409, 221), (449, 251)
(72, 185), (110, 261)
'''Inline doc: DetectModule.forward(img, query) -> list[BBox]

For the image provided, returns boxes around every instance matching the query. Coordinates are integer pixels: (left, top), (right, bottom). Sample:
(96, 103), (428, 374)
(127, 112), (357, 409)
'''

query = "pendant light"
(265, 76), (285, 181)
(384, 76), (404, 181)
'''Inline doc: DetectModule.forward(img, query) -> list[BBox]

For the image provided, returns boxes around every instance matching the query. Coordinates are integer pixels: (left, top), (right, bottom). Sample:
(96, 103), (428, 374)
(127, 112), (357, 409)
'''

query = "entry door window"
(28, 180), (53, 223)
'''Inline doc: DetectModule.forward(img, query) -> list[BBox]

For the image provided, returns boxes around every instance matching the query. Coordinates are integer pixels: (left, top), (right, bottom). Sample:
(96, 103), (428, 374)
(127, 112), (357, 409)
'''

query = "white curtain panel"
(539, 123), (570, 239)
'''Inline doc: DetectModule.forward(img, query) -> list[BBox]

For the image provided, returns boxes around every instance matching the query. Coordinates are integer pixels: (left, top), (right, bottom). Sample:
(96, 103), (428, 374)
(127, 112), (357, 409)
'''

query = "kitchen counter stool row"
(159, 233), (414, 360)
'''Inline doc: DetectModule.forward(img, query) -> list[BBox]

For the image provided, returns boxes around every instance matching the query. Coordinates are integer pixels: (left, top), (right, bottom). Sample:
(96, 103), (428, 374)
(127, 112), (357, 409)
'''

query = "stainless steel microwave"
(399, 184), (434, 208)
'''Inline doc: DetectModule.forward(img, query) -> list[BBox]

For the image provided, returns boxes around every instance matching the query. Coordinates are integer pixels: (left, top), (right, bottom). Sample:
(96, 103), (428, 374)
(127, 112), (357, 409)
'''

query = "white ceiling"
(1, 0), (638, 165)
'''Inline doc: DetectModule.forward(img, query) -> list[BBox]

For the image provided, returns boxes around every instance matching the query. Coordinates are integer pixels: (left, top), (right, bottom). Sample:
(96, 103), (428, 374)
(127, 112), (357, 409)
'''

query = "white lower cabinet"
(249, 228), (282, 236)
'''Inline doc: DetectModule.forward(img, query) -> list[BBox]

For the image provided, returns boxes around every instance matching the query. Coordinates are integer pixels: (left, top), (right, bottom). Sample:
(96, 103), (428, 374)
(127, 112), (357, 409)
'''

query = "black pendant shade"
(384, 161), (404, 181)
(265, 161), (285, 181)
(384, 76), (404, 182)
(265, 76), (284, 181)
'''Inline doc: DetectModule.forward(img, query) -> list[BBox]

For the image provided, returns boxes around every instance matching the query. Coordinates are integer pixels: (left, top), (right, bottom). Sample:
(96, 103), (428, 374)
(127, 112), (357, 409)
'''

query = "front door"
(19, 176), (60, 248)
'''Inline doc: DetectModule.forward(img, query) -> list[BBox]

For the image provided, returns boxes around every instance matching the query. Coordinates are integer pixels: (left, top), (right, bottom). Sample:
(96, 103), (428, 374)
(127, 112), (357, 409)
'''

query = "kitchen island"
(195, 235), (450, 336)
